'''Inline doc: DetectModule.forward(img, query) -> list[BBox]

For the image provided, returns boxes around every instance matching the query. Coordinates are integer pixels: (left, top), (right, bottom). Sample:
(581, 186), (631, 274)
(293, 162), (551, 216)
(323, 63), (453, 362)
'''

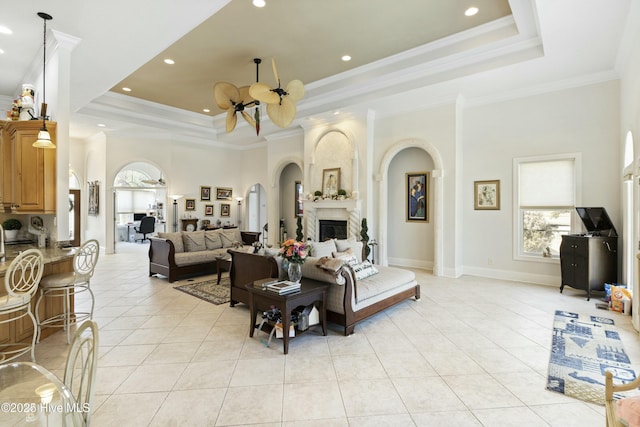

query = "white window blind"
(519, 159), (575, 207)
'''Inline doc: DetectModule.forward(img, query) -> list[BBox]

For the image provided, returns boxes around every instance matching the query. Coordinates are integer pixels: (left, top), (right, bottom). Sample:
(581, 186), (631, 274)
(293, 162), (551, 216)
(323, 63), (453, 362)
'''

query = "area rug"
(546, 310), (638, 405)
(174, 276), (230, 305)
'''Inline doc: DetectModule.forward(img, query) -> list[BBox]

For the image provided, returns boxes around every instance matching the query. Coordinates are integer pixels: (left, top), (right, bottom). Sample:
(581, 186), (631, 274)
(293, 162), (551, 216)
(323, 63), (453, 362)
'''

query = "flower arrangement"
(279, 239), (308, 264)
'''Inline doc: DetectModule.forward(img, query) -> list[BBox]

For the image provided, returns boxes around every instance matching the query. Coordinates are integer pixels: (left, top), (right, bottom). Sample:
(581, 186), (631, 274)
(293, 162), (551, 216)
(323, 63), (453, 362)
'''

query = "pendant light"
(33, 12), (55, 149)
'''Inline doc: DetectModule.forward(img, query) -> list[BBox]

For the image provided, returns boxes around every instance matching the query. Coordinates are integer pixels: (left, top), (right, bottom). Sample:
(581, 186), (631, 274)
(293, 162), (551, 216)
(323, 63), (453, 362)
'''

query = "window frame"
(512, 153), (582, 263)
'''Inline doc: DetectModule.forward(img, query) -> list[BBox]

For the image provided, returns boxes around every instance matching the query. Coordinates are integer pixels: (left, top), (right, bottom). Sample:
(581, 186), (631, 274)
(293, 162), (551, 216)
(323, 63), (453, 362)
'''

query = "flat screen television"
(133, 213), (146, 221)
(575, 207), (617, 236)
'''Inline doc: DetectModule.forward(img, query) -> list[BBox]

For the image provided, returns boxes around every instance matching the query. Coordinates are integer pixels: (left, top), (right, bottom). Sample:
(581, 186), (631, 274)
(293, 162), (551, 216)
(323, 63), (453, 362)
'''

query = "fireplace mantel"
(302, 199), (360, 212)
(302, 199), (361, 241)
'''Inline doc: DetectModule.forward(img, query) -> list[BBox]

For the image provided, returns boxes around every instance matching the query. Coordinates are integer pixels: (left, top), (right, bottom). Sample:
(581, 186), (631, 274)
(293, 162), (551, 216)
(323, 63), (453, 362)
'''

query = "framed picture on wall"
(322, 168), (340, 197)
(200, 186), (211, 201)
(88, 181), (99, 216)
(295, 181), (304, 217)
(204, 204), (214, 216)
(220, 203), (230, 217)
(406, 172), (429, 222)
(474, 180), (500, 210)
(185, 198), (196, 211)
(216, 187), (232, 200)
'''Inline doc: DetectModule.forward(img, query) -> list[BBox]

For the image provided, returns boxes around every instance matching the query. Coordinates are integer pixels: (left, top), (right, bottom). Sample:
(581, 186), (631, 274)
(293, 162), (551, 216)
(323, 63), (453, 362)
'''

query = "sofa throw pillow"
(204, 230), (223, 250)
(351, 260), (379, 281)
(157, 232), (184, 253)
(183, 231), (206, 252)
(310, 239), (337, 258)
(220, 228), (242, 248)
(335, 238), (364, 263)
(332, 248), (358, 266)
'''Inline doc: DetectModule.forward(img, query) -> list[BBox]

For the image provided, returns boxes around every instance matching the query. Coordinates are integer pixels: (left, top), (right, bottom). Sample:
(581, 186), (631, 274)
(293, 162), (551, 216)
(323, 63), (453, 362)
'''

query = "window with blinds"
(514, 154), (581, 260)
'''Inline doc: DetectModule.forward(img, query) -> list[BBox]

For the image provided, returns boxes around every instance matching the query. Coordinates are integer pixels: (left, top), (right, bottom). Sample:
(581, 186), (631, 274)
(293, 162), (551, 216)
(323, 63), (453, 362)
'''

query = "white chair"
(36, 239), (100, 344)
(64, 320), (99, 427)
(0, 249), (44, 362)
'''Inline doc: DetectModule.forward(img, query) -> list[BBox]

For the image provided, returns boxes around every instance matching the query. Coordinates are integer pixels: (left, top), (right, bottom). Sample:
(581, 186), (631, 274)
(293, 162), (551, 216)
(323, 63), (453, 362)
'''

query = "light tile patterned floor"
(30, 243), (640, 426)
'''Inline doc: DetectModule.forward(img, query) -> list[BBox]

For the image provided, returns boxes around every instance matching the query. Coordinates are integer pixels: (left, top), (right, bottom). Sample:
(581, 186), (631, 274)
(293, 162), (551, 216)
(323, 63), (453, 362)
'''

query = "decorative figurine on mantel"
(18, 84), (37, 120)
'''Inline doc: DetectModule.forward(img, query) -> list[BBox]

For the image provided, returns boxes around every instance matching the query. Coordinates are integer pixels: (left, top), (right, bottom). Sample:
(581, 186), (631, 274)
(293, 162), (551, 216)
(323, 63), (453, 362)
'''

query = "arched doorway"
(378, 139), (444, 275)
(112, 162), (167, 252)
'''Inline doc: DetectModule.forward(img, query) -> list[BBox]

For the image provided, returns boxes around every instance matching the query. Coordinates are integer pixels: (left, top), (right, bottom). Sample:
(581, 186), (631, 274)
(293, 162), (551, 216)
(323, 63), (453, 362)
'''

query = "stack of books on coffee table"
(265, 281), (301, 295)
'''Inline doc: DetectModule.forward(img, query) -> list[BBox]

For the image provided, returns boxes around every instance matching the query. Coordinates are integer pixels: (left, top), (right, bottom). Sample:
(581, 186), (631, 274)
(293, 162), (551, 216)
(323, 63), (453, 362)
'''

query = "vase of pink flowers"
(279, 239), (307, 282)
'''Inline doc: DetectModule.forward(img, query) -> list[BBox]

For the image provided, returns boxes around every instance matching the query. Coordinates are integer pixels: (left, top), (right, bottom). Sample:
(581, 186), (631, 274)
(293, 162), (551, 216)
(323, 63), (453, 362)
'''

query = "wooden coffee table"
(216, 255), (231, 284)
(246, 278), (329, 354)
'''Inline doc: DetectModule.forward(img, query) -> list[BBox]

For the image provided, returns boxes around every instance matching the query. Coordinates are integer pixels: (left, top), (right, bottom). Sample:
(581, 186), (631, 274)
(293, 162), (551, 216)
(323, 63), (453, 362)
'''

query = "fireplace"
(319, 220), (347, 241)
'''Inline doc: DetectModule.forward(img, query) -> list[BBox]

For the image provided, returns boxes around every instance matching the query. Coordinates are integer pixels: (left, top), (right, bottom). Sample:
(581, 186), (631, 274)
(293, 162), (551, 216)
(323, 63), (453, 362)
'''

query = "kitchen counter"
(0, 245), (77, 277)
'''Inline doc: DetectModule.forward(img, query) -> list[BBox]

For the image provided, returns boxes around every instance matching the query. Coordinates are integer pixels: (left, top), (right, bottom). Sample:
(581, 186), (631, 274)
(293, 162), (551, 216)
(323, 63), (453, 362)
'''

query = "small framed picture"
(406, 172), (429, 222)
(185, 198), (196, 211)
(295, 181), (304, 217)
(204, 204), (214, 216)
(216, 187), (232, 200)
(322, 168), (340, 197)
(474, 180), (500, 210)
(200, 186), (211, 201)
(220, 203), (230, 217)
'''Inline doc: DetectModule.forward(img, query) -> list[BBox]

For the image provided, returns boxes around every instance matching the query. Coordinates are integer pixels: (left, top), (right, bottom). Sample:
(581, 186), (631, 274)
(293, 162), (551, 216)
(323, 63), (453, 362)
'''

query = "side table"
(216, 255), (232, 284)
(246, 278), (329, 354)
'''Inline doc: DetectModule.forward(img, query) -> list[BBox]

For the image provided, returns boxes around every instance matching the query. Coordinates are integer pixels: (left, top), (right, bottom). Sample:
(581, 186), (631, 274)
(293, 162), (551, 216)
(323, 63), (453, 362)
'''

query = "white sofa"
(270, 238), (421, 335)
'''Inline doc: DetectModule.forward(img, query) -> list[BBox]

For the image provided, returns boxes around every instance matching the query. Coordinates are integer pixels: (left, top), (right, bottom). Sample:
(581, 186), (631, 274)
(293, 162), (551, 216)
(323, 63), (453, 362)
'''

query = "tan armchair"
(606, 370), (640, 427)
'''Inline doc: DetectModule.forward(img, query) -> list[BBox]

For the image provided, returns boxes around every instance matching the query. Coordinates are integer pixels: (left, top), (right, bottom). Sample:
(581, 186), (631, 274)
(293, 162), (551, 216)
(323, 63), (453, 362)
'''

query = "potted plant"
(337, 189), (347, 199)
(313, 190), (323, 201)
(2, 218), (22, 241)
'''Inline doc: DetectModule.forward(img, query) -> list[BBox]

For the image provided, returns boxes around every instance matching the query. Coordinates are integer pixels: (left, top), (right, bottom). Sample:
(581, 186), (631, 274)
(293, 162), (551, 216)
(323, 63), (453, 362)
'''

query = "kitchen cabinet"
(3, 121), (56, 213)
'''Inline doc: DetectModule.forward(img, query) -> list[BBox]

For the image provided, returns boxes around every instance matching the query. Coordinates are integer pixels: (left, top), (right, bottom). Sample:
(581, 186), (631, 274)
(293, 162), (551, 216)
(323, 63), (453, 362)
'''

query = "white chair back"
(64, 320), (99, 426)
(4, 249), (44, 300)
(74, 239), (100, 281)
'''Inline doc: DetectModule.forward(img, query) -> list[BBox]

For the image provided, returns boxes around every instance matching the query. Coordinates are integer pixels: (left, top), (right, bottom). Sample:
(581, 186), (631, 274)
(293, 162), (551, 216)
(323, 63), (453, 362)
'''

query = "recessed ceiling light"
(333, 111), (340, 115)
(97, 123), (106, 127)
(203, 108), (210, 113)
(164, 58), (175, 65)
(122, 87), (131, 92)
(0, 25), (12, 35)
(341, 55), (351, 62)
(465, 7), (479, 16)
(0, 49), (4, 54)
(253, 0), (266, 7)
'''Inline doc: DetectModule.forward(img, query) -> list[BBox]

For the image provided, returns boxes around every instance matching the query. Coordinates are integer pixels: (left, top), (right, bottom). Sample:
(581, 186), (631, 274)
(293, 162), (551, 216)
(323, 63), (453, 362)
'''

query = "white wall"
(463, 81), (620, 285)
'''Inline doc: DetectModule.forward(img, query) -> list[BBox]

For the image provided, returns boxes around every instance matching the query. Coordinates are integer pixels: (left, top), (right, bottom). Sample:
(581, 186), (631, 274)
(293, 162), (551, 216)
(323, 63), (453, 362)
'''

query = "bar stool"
(36, 239), (99, 344)
(0, 249), (44, 362)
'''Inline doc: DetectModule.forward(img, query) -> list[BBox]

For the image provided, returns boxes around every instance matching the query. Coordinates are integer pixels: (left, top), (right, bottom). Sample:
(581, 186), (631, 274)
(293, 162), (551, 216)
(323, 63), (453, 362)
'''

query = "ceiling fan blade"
(286, 80), (305, 102)
(241, 110), (256, 128)
(142, 179), (158, 185)
(267, 97), (296, 128)
(271, 58), (280, 87)
(214, 82), (239, 109)
(249, 82), (280, 104)
(238, 86), (254, 105)
(226, 109), (238, 132)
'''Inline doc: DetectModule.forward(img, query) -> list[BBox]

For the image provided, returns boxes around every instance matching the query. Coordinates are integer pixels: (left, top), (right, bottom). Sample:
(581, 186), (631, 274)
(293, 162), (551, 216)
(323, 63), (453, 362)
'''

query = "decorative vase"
(5, 229), (18, 241)
(288, 262), (302, 283)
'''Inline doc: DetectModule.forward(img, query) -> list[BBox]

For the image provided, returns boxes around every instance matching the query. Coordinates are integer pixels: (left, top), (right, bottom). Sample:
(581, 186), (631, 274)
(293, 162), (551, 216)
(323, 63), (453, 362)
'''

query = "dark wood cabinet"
(560, 234), (617, 300)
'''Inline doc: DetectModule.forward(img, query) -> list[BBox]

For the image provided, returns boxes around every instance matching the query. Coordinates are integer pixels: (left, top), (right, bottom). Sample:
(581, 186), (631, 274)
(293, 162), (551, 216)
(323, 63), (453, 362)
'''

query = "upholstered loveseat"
(229, 238), (420, 335)
(148, 229), (259, 282)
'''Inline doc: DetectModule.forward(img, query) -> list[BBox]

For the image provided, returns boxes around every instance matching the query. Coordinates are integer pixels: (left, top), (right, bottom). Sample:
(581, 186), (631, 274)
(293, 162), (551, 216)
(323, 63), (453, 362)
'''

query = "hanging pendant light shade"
(33, 12), (55, 149)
